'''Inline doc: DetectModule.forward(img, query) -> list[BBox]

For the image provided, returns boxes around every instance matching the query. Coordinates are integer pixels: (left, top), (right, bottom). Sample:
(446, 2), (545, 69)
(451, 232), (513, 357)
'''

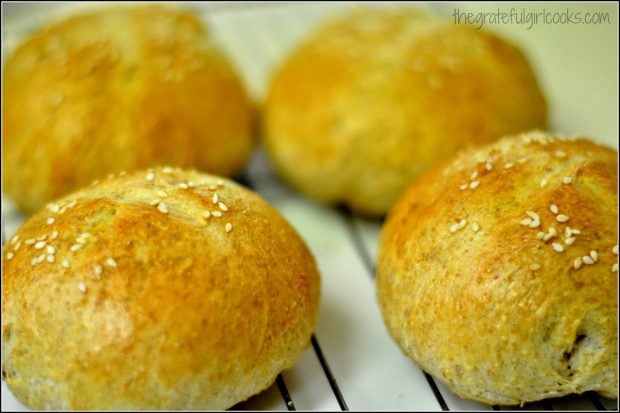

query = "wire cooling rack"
(1, 2), (618, 411)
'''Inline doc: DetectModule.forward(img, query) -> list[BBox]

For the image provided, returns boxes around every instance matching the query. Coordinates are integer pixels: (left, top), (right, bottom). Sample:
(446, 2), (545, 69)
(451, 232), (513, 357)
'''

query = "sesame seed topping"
(555, 150), (567, 158)
(530, 264), (541, 271)
(570, 229), (581, 235)
(614, 245), (618, 255)
(156, 190), (167, 198)
(10, 235), (20, 244)
(537, 231), (545, 239)
(520, 218), (532, 226)
(46, 255), (55, 263)
(46, 217), (55, 225)
(613, 263), (618, 273)
(529, 220), (541, 229)
(78, 283), (87, 293)
(485, 163), (493, 171)
(565, 237), (575, 245)
(562, 177), (572, 184)
(212, 211), (222, 218)
(212, 193), (219, 204)
(37, 235), (48, 241)
(472, 223), (480, 232)
(13, 241), (21, 251)
(49, 204), (60, 213)
(504, 163), (514, 169)
(25, 239), (35, 245)
(449, 224), (459, 233)
(157, 202), (169, 214)
(459, 184), (468, 191)
(574, 257), (583, 270)
(203, 211), (211, 219)
(146, 173), (155, 181)
(208, 185), (217, 191)
(34, 241), (46, 250)
(188, 181), (196, 188)
(179, 183), (189, 189)
(590, 250), (598, 262)
(51, 230), (59, 240)
(46, 245), (56, 254)
(550, 205), (559, 215)
(162, 166), (174, 174)
(582, 256), (594, 265)
(106, 258), (117, 268)
(526, 211), (540, 221)
(540, 179), (548, 188)
(94, 265), (103, 277)
(470, 171), (478, 180)
(62, 259), (70, 268)
(225, 223), (233, 233)
(6, 252), (14, 260)
(556, 215), (570, 223)
(552, 243), (564, 253)
(216, 180), (224, 188)
(150, 199), (160, 206)
(469, 180), (480, 189)
(70, 244), (82, 251)
(218, 202), (228, 212)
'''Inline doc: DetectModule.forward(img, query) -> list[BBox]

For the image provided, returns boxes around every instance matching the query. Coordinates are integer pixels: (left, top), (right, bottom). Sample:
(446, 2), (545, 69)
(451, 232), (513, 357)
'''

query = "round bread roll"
(264, 8), (547, 216)
(2, 6), (255, 214)
(1, 168), (319, 410)
(377, 131), (618, 405)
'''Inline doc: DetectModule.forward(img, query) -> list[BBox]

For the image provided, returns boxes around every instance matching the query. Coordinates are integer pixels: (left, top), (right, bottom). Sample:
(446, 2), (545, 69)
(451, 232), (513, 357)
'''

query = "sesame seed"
(550, 205), (559, 215)
(552, 243), (564, 253)
(565, 237), (575, 245)
(46, 245), (56, 254)
(212, 193), (219, 204)
(46, 255), (55, 263)
(449, 223), (459, 233)
(6, 252), (14, 260)
(188, 181), (196, 188)
(574, 257), (583, 270)
(202, 211), (211, 219)
(556, 215), (570, 223)
(570, 229), (581, 235)
(94, 265), (103, 277)
(34, 241), (46, 250)
(582, 256), (594, 265)
(218, 202), (228, 212)
(10, 235), (20, 244)
(520, 218), (532, 226)
(146, 173), (155, 181)
(485, 163), (493, 171)
(49, 204), (60, 213)
(470, 171), (478, 180)
(472, 223), (480, 232)
(459, 184), (468, 190)
(156, 190), (167, 197)
(504, 163), (514, 169)
(162, 166), (174, 174)
(179, 183), (188, 189)
(469, 180), (480, 189)
(540, 179), (548, 188)
(562, 177), (572, 184)
(70, 244), (82, 251)
(564, 227), (572, 238)
(150, 199), (160, 206)
(530, 264), (541, 271)
(78, 283), (87, 293)
(613, 245), (618, 255)
(529, 220), (541, 229)
(37, 235), (48, 241)
(31, 257), (39, 266)
(590, 250), (598, 262)
(212, 211), (222, 218)
(51, 230), (59, 240)
(106, 257), (117, 268)
(13, 241), (21, 251)
(46, 217), (55, 225)
(62, 259), (70, 268)
(612, 263), (618, 273)
(225, 223), (233, 233)
(216, 180), (224, 188)
(25, 239), (35, 245)
(526, 211), (540, 221)
(458, 219), (467, 228)
(157, 202), (169, 214)
(537, 231), (545, 239)
(555, 150), (567, 158)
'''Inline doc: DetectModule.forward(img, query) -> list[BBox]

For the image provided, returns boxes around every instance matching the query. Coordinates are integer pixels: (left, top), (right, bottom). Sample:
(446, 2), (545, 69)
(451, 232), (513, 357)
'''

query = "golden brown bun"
(2, 6), (255, 214)
(377, 131), (618, 405)
(264, 8), (547, 216)
(1, 167), (320, 410)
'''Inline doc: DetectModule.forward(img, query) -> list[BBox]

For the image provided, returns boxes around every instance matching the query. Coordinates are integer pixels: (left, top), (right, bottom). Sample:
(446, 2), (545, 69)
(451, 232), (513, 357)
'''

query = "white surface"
(1, 2), (618, 411)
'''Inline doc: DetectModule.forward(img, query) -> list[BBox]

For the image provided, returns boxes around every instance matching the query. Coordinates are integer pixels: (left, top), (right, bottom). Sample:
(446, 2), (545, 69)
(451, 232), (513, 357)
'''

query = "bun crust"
(264, 8), (547, 215)
(2, 6), (255, 213)
(377, 132), (618, 405)
(1, 168), (319, 410)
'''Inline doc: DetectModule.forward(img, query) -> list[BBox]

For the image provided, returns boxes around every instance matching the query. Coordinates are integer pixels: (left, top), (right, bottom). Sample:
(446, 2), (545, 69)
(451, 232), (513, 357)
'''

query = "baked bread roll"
(2, 5), (255, 214)
(1, 167), (319, 410)
(377, 131), (618, 405)
(264, 8), (547, 216)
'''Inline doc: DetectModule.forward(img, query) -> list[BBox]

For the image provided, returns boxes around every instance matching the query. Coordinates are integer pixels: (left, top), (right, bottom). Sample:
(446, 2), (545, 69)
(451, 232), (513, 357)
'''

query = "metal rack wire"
(1, 2), (618, 411)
